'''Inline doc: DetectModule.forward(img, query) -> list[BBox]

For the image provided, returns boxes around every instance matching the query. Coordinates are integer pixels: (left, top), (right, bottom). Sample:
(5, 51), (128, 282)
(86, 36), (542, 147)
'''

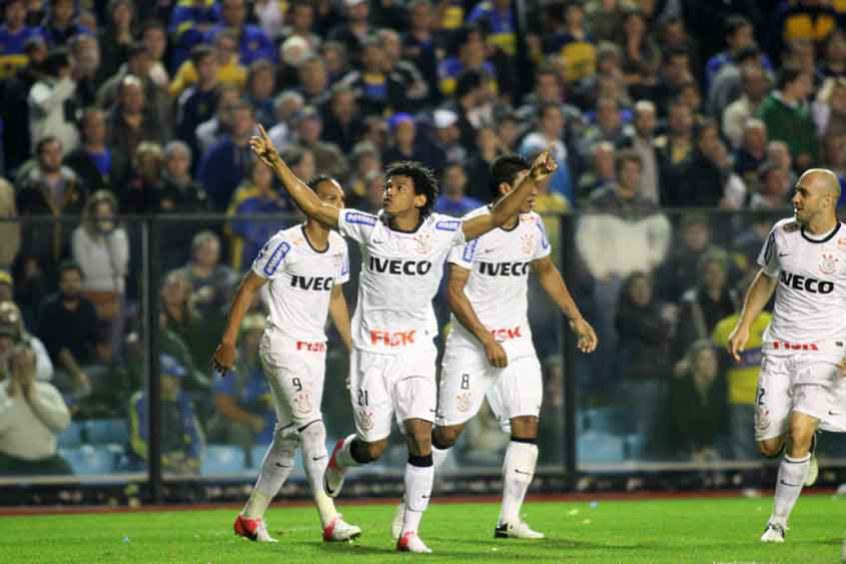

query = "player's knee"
(757, 439), (784, 459)
(408, 429), (433, 454)
(432, 425), (462, 449)
(359, 439), (388, 461)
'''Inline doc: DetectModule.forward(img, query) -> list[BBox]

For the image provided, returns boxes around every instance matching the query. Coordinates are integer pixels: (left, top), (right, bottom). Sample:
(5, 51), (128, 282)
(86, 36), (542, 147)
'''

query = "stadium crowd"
(0, 0), (844, 477)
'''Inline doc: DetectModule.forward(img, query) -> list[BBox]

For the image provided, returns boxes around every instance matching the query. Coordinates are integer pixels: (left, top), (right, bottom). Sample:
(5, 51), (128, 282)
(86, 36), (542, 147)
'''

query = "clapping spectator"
(28, 48), (78, 156)
(4, 300), (53, 383)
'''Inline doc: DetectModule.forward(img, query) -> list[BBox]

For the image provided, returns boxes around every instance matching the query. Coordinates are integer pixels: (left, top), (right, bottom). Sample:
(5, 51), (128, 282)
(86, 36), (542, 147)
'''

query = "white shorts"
(437, 340), (542, 432)
(755, 353), (846, 441)
(348, 344), (437, 442)
(259, 333), (327, 432)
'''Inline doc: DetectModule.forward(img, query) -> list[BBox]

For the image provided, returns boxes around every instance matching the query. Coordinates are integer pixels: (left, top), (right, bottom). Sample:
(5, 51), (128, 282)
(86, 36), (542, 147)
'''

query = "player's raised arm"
(727, 269), (778, 362)
(461, 150), (558, 241)
(532, 256), (598, 353)
(212, 271), (267, 374)
(446, 264), (508, 368)
(249, 125), (340, 228)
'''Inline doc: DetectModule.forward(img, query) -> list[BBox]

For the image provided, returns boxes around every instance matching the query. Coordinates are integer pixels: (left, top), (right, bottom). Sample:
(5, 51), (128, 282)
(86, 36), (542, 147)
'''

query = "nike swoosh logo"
(421, 495), (430, 499)
(312, 456), (327, 461)
(829, 410), (839, 416)
(778, 253), (789, 257)
(515, 469), (532, 475)
(324, 476), (338, 496)
(275, 463), (292, 468)
(779, 480), (801, 487)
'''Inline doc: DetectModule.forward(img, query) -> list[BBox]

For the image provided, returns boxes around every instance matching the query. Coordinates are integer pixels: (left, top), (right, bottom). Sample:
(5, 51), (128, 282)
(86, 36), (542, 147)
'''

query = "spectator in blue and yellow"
(542, 1), (596, 89)
(208, 313), (274, 459)
(0, 0), (44, 80)
(176, 45), (219, 160)
(168, 0), (220, 71)
(130, 353), (205, 475)
(403, 0), (441, 106)
(245, 59), (275, 129)
(40, 0), (89, 48)
(195, 83), (242, 155)
(768, 0), (837, 65)
(204, 0), (276, 66)
(433, 160), (482, 217)
(226, 156), (293, 272)
(96, 0), (135, 86)
(328, 0), (372, 67)
(341, 36), (410, 117)
(169, 28), (246, 99)
(520, 102), (572, 203)
(439, 24), (497, 98)
(467, 0), (516, 58)
(705, 15), (772, 90)
(198, 99), (256, 211)
(755, 64), (818, 171)
(64, 107), (111, 194)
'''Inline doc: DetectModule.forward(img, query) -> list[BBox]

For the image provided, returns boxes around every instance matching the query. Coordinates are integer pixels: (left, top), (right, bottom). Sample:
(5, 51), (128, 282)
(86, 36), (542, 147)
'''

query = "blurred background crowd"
(1, 0), (845, 486)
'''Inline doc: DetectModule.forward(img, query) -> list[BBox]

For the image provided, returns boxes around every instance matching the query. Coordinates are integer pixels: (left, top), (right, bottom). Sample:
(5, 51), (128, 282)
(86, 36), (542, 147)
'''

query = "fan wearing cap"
(0, 301), (71, 476)
(129, 354), (204, 475)
(213, 174), (360, 543)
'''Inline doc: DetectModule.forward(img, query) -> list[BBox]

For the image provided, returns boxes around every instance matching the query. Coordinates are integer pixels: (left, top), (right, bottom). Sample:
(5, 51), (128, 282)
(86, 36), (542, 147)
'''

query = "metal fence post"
(562, 212), (577, 488)
(144, 217), (163, 503)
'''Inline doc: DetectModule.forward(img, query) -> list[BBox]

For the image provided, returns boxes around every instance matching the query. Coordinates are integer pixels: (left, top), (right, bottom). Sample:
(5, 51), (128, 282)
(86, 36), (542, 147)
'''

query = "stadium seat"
(57, 421), (84, 448)
(59, 445), (117, 475)
(577, 431), (625, 464)
(201, 445), (247, 476)
(85, 419), (130, 445)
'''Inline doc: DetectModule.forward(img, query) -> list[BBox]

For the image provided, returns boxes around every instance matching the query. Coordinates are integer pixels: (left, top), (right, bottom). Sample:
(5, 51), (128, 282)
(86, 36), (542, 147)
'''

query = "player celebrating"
(212, 176), (361, 544)
(728, 169), (846, 543)
(249, 125), (557, 553)
(390, 155), (597, 541)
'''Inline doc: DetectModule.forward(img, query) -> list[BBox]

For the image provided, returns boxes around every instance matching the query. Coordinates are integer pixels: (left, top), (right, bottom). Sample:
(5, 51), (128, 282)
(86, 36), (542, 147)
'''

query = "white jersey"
(447, 207), (551, 359)
(758, 218), (846, 359)
(252, 224), (349, 343)
(338, 209), (466, 352)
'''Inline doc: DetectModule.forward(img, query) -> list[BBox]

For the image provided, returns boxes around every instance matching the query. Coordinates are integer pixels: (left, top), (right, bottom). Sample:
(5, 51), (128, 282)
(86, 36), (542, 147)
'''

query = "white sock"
(401, 462), (434, 535)
(334, 434), (364, 471)
(301, 420), (338, 528)
(244, 427), (298, 518)
(771, 453), (810, 526)
(499, 441), (538, 526)
(432, 445), (450, 475)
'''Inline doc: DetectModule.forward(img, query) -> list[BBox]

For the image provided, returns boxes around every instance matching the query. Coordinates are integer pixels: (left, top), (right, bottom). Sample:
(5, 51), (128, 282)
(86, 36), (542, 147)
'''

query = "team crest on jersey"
(356, 408), (376, 431)
(521, 232), (535, 256)
(782, 221), (800, 233)
(293, 391), (313, 415)
(414, 231), (434, 255)
(456, 392), (472, 413)
(819, 253), (839, 275)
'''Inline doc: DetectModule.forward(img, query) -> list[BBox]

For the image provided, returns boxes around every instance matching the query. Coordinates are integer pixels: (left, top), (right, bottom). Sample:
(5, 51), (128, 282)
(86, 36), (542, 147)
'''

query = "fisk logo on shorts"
(779, 271), (834, 294)
(370, 329), (416, 346)
(296, 341), (326, 352)
(490, 326), (523, 340)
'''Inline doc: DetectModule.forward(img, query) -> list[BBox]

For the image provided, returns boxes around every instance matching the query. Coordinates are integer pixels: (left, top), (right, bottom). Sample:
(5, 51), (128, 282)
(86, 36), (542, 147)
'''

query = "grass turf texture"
(3, 495), (846, 563)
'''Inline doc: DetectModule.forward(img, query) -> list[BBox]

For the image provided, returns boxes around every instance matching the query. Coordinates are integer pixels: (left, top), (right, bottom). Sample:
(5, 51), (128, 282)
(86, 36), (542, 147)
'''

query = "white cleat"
(494, 521), (545, 539)
(391, 499), (405, 541)
(324, 439), (347, 498)
(323, 515), (362, 542)
(396, 531), (432, 553)
(233, 514), (278, 542)
(760, 522), (786, 543)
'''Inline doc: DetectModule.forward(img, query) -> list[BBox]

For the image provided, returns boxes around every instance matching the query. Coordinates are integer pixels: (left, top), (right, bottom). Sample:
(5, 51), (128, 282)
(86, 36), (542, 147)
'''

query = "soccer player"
(727, 168), (846, 542)
(212, 175), (361, 543)
(389, 155), (597, 541)
(249, 125), (557, 553)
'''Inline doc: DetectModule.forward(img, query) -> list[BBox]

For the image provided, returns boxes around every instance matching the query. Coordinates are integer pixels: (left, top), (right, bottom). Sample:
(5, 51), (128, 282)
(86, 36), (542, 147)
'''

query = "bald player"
(728, 169), (846, 542)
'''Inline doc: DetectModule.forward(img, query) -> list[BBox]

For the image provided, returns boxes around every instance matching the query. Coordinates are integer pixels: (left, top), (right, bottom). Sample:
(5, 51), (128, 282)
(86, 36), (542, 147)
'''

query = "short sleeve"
(432, 216), (465, 248)
(533, 219), (552, 261)
(336, 241), (350, 285)
(251, 232), (291, 280)
(757, 227), (781, 278)
(448, 238), (477, 270)
(338, 209), (378, 244)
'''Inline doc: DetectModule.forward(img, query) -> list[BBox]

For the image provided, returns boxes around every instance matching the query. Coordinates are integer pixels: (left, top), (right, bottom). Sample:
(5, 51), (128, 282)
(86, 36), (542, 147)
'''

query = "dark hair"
(307, 174), (336, 190)
(190, 44), (214, 66)
(58, 260), (83, 279)
(455, 69), (483, 99)
(127, 41), (148, 59)
(384, 161), (438, 217)
(693, 117), (719, 142)
(451, 24), (483, 56)
(615, 149), (642, 174)
(489, 154), (530, 199)
(725, 14), (752, 38)
(43, 48), (70, 75)
(36, 135), (59, 154)
(777, 65), (805, 90)
(141, 19), (165, 35)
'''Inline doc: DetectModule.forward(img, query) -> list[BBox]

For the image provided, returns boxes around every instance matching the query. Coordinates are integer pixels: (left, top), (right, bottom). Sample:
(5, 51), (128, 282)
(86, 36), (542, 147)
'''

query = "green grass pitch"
(4, 495), (846, 563)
